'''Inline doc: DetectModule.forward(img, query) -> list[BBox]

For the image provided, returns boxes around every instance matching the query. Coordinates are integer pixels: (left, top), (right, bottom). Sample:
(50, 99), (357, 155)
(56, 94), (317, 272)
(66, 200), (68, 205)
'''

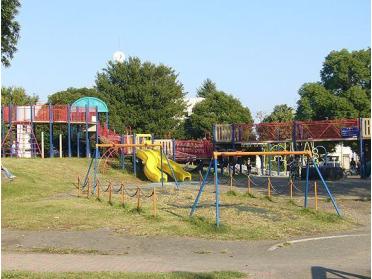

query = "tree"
(48, 87), (103, 105)
(263, 104), (294, 123)
(1, 0), (21, 67)
(296, 48), (371, 120)
(188, 86), (253, 138)
(321, 48), (371, 95)
(1, 86), (38, 105)
(196, 79), (217, 98)
(95, 57), (187, 136)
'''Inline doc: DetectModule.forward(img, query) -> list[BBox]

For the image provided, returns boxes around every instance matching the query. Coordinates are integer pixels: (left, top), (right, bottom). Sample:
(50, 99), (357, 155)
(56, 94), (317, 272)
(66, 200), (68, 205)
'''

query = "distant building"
(185, 97), (204, 116)
(325, 144), (358, 169)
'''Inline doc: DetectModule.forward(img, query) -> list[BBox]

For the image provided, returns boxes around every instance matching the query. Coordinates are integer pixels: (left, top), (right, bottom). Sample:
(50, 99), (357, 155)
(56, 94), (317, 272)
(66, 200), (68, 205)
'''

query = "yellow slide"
(147, 150), (192, 182)
(136, 149), (168, 182)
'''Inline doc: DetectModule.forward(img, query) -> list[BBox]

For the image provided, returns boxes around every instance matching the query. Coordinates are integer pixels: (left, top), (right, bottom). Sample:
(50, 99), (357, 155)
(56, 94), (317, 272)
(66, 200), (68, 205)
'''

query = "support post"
(59, 134), (62, 158)
(1, 106), (4, 157)
(120, 135), (125, 170)
(268, 143), (272, 176)
(312, 158), (341, 216)
(85, 104), (90, 158)
(95, 106), (99, 153)
(67, 105), (71, 157)
(133, 133), (137, 176)
(190, 159), (213, 216)
(314, 181), (318, 210)
(359, 118), (365, 178)
(215, 156), (220, 227)
(41, 132), (44, 158)
(162, 149), (180, 189)
(231, 124), (235, 150)
(304, 160), (310, 208)
(30, 105), (34, 157)
(160, 146), (164, 188)
(93, 141), (99, 191)
(105, 112), (109, 128)
(77, 127), (80, 158)
(49, 104), (54, 158)
(172, 138), (176, 161)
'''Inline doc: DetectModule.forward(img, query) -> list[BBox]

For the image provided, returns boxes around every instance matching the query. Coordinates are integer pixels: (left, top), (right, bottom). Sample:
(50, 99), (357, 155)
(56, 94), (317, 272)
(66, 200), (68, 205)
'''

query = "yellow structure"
(136, 149), (168, 183)
(147, 150), (192, 182)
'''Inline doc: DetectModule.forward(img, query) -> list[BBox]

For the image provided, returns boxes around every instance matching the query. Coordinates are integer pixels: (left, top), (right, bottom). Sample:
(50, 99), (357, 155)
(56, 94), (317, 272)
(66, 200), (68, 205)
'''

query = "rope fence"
(76, 176), (158, 217)
(76, 169), (322, 215)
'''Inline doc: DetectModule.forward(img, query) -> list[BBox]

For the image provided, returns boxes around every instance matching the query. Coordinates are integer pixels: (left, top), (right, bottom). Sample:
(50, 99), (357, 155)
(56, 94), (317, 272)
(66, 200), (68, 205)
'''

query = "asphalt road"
(2, 226), (370, 279)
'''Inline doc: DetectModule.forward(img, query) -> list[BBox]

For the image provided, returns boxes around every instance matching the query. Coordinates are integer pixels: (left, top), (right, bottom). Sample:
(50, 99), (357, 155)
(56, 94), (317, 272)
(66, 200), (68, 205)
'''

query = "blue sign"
(341, 127), (359, 138)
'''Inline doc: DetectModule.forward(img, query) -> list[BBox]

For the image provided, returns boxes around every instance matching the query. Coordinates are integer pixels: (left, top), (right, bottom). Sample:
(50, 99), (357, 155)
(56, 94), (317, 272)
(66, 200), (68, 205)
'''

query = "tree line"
(2, 48), (370, 139)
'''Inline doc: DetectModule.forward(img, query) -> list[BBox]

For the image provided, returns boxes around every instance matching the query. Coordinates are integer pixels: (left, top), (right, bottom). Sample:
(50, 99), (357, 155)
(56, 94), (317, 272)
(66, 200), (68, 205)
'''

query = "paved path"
(2, 228), (371, 279)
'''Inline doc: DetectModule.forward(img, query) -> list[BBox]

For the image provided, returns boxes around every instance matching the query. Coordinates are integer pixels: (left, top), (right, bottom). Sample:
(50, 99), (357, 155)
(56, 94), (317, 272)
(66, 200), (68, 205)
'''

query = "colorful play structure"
(1, 98), (371, 226)
(212, 118), (371, 178)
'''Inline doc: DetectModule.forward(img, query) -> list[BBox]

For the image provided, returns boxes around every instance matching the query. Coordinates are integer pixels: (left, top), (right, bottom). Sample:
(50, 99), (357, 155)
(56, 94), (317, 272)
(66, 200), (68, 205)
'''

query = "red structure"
(214, 119), (360, 144)
(2, 105), (97, 124)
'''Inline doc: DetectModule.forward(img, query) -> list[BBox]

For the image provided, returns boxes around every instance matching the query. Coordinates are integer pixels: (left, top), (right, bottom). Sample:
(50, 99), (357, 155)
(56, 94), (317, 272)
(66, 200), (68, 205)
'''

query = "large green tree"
(48, 87), (103, 105)
(95, 57), (187, 136)
(196, 78), (217, 98)
(296, 48), (371, 120)
(1, 0), (21, 67)
(187, 81), (253, 138)
(1, 86), (38, 105)
(263, 104), (294, 123)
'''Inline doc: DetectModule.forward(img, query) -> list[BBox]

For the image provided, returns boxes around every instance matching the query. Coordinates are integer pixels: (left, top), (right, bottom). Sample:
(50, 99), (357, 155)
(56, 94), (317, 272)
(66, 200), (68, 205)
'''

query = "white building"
(185, 97), (204, 116)
(325, 143), (358, 169)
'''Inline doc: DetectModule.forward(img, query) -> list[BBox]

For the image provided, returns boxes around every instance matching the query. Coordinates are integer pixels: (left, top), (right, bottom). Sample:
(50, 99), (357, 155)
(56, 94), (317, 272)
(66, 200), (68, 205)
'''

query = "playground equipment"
(81, 142), (190, 194)
(1, 165), (16, 180)
(190, 150), (341, 227)
(1, 98), (108, 158)
(213, 118), (371, 178)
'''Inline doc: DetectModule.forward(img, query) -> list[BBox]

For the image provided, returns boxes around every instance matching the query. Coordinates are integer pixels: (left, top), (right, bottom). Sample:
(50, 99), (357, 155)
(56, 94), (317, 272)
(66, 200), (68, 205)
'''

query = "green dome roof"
(71, 97), (108, 113)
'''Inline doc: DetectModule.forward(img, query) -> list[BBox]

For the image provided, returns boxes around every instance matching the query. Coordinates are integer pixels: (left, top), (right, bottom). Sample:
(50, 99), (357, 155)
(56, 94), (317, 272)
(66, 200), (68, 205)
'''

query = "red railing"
(2, 105), (98, 124)
(215, 119), (361, 143)
(296, 119), (359, 140)
(175, 140), (213, 159)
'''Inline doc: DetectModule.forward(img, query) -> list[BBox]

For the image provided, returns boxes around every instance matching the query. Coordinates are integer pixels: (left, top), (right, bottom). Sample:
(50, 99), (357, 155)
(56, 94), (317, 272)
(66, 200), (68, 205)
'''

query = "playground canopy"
(71, 97), (108, 113)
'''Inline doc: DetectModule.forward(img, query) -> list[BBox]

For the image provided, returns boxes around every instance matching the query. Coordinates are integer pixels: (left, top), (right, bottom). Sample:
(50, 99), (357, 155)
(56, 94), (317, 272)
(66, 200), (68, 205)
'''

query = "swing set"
(190, 150), (341, 227)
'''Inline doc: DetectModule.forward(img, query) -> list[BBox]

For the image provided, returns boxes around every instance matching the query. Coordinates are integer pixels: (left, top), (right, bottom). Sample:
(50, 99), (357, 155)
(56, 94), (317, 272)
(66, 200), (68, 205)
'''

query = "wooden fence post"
(136, 186), (141, 210)
(108, 182), (112, 205)
(121, 182), (125, 207)
(152, 187), (157, 217)
(78, 176), (80, 198)
(247, 176), (251, 194)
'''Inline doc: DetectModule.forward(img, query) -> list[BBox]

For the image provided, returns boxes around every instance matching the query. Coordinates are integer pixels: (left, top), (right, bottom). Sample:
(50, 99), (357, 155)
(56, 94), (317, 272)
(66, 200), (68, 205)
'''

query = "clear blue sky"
(1, 0), (370, 119)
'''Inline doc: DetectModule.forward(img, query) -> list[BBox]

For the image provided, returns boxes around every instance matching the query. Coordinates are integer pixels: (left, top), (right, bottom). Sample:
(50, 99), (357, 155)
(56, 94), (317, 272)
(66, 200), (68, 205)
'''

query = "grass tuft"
(226, 190), (239, 196)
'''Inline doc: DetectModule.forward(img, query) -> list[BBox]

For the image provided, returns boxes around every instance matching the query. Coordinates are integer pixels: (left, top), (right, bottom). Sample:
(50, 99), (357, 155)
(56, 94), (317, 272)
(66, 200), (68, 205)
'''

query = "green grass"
(2, 158), (354, 240)
(1, 271), (245, 279)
